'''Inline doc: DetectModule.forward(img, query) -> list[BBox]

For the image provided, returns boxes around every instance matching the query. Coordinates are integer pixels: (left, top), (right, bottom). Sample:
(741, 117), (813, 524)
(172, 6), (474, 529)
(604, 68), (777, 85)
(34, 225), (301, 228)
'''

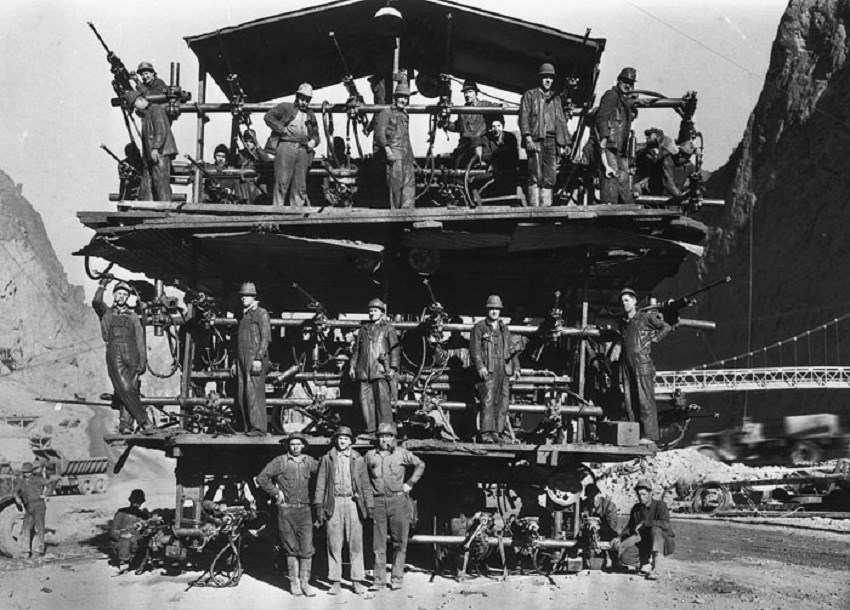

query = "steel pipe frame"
(138, 396), (602, 417)
(408, 535), (579, 549)
(191, 370), (569, 385)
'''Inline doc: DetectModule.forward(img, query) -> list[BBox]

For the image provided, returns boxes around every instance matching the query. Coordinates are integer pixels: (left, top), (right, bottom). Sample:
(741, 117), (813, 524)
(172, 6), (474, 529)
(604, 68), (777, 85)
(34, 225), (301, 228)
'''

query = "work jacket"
(314, 447), (373, 521)
(263, 102), (320, 150)
(619, 311), (672, 373)
(448, 99), (498, 140)
(375, 106), (412, 155)
(595, 86), (637, 154)
(109, 506), (149, 541)
(137, 77), (167, 97)
(15, 475), (48, 508)
(256, 454), (318, 506)
(589, 495), (620, 541)
(141, 103), (178, 160)
(470, 319), (514, 376)
(365, 446), (425, 496)
(351, 318), (400, 381)
(92, 286), (147, 366)
(519, 88), (570, 146)
(626, 499), (675, 555)
(237, 305), (271, 361)
(482, 131), (520, 174)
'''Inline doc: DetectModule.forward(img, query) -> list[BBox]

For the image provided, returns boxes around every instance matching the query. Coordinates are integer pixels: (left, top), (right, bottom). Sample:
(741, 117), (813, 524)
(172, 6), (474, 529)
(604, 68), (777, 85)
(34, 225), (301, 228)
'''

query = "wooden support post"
(193, 66), (207, 203)
(575, 251), (590, 442)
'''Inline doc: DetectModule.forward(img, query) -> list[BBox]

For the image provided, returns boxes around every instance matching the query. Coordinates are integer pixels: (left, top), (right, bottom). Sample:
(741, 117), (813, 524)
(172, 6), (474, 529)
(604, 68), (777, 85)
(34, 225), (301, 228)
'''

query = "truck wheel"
(95, 478), (108, 494)
(79, 479), (94, 495)
(0, 503), (25, 558)
(790, 441), (822, 465)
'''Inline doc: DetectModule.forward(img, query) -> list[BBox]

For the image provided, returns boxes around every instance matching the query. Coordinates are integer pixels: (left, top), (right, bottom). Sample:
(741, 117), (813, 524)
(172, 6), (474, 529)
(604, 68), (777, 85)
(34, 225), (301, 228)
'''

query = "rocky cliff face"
(0, 169), (107, 396)
(656, 0), (850, 429)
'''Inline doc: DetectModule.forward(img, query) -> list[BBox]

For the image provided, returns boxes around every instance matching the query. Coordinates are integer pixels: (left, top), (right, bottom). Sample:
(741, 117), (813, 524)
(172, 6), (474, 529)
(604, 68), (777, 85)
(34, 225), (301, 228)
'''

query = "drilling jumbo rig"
(67, 0), (725, 582)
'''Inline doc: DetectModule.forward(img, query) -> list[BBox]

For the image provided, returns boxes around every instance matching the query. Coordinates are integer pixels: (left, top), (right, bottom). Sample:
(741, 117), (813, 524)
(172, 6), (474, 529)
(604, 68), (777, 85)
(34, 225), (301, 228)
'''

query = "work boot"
(299, 558), (316, 597)
(328, 581), (341, 596)
(540, 188), (553, 207)
(389, 580), (403, 591)
(527, 184), (540, 207)
(354, 581), (367, 595)
(287, 557), (303, 596)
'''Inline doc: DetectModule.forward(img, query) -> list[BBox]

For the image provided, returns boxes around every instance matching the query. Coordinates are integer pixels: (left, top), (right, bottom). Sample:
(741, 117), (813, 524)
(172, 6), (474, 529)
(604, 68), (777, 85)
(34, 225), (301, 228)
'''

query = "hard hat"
(129, 489), (146, 504)
(485, 294), (503, 309)
(644, 127), (664, 139)
(123, 90), (142, 105)
(332, 425), (354, 439)
(287, 430), (308, 445)
(376, 422), (397, 437)
(538, 63), (556, 77)
(21, 462), (34, 474)
(214, 144), (229, 157)
(296, 82), (314, 98)
(239, 282), (257, 296)
(635, 479), (653, 492)
(136, 62), (155, 74)
(618, 67), (637, 83)
(113, 281), (133, 295)
(461, 79), (479, 92)
(367, 298), (387, 311)
(393, 83), (411, 97)
(619, 287), (637, 300)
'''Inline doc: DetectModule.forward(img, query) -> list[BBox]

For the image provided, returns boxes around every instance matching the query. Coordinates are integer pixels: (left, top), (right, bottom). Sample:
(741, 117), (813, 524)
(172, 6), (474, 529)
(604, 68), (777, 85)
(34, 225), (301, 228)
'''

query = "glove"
(250, 359), (263, 376)
(385, 147), (397, 163)
(150, 149), (161, 164)
(525, 138), (539, 154)
(477, 367), (489, 380)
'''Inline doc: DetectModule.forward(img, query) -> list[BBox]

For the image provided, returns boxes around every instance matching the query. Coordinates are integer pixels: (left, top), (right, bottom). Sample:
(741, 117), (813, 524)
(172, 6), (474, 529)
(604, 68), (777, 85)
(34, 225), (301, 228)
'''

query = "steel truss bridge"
(655, 366), (850, 396)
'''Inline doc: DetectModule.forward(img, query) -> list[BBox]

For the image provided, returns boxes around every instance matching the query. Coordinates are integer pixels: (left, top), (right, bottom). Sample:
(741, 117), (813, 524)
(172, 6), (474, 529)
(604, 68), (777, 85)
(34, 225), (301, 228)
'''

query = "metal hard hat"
(296, 82), (314, 98)
(635, 478), (653, 492)
(644, 127), (664, 139)
(619, 287), (637, 300)
(367, 298), (387, 311)
(538, 63), (556, 77)
(21, 462), (34, 473)
(618, 67), (637, 83)
(376, 422), (397, 437)
(214, 143), (229, 157)
(129, 489), (146, 504)
(113, 281), (133, 295)
(461, 79), (479, 92)
(239, 282), (257, 296)
(332, 425), (354, 439)
(485, 294), (503, 309)
(287, 430), (308, 445)
(394, 83), (411, 97)
(136, 62), (155, 74)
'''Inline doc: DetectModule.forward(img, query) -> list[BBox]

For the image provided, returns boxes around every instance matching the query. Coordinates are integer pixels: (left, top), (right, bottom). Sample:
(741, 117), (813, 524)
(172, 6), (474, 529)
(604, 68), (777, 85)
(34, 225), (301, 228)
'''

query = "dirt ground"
(0, 453), (847, 610)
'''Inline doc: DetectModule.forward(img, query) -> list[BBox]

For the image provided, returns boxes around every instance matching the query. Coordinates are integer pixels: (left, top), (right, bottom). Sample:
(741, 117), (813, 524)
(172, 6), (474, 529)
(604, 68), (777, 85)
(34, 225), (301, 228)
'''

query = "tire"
(79, 479), (94, 495)
(790, 441), (822, 465)
(95, 478), (108, 494)
(0, 502), (25, 558)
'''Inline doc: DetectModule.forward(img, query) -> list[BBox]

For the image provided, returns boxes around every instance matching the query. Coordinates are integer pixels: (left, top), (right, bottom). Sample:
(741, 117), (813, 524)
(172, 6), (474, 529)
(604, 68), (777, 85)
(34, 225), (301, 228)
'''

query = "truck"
(692, 413), (850, 465)
(71, 0), (720, 581)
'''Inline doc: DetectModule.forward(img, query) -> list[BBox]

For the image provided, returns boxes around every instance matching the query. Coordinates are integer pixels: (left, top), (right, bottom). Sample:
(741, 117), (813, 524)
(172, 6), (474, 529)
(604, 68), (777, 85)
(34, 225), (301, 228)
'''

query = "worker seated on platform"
(446, 80), (499, 169)
(202, 143), (242, 203)
(470, 114), (520, 201)
(613, 479), (674, 580)
(633, 128), (696, 201)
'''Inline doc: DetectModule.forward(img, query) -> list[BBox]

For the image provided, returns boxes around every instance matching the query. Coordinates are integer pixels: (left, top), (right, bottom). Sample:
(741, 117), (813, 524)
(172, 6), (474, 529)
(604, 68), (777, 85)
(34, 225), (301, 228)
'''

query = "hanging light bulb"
(373, 1), (404, 37)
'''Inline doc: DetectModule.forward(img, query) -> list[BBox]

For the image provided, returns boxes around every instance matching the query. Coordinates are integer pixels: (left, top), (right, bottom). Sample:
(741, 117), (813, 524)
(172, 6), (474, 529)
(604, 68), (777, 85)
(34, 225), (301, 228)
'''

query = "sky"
(0, 0), (788, 295)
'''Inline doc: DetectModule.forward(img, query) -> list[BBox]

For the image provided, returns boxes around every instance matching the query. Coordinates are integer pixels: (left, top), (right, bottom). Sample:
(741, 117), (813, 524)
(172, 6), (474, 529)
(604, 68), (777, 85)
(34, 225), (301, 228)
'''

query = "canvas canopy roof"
(185, 0), (605, 105)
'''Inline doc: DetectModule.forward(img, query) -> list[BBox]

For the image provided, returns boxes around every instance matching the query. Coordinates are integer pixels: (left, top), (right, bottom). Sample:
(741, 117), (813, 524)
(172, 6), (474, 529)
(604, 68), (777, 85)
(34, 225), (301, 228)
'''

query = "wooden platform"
(105, 432), (655, 463)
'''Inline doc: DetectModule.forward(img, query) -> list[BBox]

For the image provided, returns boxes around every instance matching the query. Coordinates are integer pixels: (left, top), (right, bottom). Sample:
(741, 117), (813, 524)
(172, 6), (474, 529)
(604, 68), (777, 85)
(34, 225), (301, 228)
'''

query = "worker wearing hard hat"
(133, 61), (167, 97)
(519, 63), (570, 207)
(264, 82), (320, 206)
(375, 83), (415, 208)
(124, 89), (178, 202)
(14, 462), (49, 559)
(596, 67), (639, 205)
(349, 298), (400, 433)
(92, 277), (156, 435)
(109, 489), (150, 567)
(235, 281), (271, 435)
(447, 79), (499, 168)
(469, 294), (515, 443)
(615, 479), (674, 580)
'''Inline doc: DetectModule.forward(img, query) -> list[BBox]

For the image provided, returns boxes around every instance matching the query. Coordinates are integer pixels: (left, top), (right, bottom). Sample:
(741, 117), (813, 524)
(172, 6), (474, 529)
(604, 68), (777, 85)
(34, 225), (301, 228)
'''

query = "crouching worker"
(614, 479), (674, 580)
(109, 489), (149, 567)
